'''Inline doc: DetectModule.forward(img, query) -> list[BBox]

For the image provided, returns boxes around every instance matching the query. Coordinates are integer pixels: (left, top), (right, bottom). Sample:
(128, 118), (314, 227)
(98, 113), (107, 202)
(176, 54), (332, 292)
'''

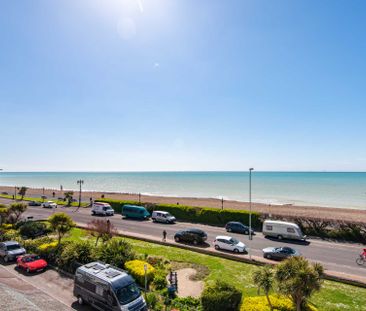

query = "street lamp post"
(144, 264), (148, 300)
(77, 180), (84, 207)
(249, 168), (254, 241)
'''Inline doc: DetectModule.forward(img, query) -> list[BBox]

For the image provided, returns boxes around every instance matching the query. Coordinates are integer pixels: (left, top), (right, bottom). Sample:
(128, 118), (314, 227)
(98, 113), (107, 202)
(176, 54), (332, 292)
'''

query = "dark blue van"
(122, 205), (150, 220)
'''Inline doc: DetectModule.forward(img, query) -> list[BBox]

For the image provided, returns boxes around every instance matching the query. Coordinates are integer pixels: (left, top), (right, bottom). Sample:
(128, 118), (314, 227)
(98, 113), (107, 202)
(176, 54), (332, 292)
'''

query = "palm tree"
(253, 266), (274, 310)
(64, 191), (74, 206)
(48, 212), (75, 245)
(275, 256), (324, 311)
(18, 187), (28, 200)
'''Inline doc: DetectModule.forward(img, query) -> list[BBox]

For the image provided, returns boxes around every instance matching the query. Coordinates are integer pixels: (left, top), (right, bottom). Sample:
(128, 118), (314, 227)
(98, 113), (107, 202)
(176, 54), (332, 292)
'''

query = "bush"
(1, 224), (14, 230)
(241, 295), (318, 311)
(19, 221), (48, 239)
(145, 292), (164, 311)
(58, 240), (97, 273)
(152, 269), (168, 290)
(37, 241), (59, 262)
(96, 238), (135, 269)
(0, 229), (21, 242)
(146, 255), (170, 269)
(23, 236), (55, 253)
(201, 280), (242, 311)
(171, 297), (202, 311)
(97, 199), (262, 229)
(125, 260), (155, 287)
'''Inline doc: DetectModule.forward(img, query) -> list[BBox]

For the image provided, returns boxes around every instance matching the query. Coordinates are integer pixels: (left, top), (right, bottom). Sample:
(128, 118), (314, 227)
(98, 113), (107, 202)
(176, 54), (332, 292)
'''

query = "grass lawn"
(0, 194), (88, 207)
(66, 228), (366, 311)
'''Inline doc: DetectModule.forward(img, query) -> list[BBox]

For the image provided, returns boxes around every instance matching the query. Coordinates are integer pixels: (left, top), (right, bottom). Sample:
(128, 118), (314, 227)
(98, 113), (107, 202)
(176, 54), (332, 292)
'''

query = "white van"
(262, 220), (306, 241)
(91, 202), (114, 216)
(151, 211), (176, 224)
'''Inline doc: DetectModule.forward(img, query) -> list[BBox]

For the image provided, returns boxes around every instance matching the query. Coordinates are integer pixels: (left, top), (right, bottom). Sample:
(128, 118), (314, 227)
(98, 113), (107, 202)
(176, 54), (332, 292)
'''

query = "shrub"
(152, 269), (168, 290)
(1, 224), (14, 230)
(96, 238), (135, 269)
(241, 295), (318, 311)
(125, 260), (155, 287)
(23, 236), (55, 253)
(58, 240), (97, 273)
(145, 292), (164, 311)
(97, 199), (262, 229)
(146, 255), (170, 269)
(37, 241), (59, 262)
(19, 221), (48, 239)
(201, 280), (242, 311)
(0, 229), (21, 242)
(171, 297), (202, 311)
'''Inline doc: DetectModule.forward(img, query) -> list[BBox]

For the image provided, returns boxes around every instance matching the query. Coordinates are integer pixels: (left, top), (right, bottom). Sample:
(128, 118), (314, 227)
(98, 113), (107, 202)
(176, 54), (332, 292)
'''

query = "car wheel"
(227, 228), (232, 232)
(92, 211), (96, 216)
(277, 235), (283, 240)
(214, 245), (220, 250)
(4, 256), (8, 263)
(26, 268), (30, 274)
(234, 249), (239, 253)
(267, 254), (272, 259)
(245, 231), (249, 235)
(174, 236), (180, 242)
(77, 296), (84, 305)
(152, 218), (156, 222)
(193, 240), (198, 245)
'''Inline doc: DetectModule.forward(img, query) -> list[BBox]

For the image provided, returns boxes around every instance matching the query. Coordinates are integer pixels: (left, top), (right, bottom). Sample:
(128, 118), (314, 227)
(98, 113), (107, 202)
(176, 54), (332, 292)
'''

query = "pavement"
(2, 197), (366, 284)
(0, 263), (91, 310)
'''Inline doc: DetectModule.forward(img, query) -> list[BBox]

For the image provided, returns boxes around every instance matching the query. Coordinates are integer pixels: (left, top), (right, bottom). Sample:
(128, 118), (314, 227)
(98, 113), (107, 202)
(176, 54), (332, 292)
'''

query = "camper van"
(262, 220), (306, 241)
(122, 205), (150, 220)
(91, 202), (115, 216)
(73, 262), (147, 311)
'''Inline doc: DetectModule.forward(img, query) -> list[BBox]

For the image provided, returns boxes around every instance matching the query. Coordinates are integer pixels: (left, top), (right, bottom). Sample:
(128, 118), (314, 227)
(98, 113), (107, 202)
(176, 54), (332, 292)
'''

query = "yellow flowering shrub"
(125, 260), (155, 286)
(38, 241), (58, 253)
(241, 295), (318, 311)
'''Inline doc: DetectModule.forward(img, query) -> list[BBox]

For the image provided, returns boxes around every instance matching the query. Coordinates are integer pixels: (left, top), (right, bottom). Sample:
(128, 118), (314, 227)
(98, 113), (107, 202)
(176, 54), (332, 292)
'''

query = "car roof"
(228, 221), (244, 225)
(2, 241), (20, 245)
(153, 211), (169, 214)
(216, 235), (234, 240)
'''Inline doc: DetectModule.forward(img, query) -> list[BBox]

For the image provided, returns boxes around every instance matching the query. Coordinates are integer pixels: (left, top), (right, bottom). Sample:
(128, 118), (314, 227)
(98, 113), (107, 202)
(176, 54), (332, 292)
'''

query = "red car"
(16, 254), (48, 273)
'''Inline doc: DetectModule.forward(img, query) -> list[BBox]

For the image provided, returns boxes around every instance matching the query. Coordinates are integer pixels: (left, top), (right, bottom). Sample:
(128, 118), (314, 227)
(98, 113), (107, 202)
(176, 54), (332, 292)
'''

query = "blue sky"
(1, 0), (365, 171)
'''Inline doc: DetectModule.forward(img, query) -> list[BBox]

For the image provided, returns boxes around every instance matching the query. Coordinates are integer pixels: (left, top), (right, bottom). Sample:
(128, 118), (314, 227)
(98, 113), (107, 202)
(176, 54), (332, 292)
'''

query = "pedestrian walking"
(162, 230), (167, 242)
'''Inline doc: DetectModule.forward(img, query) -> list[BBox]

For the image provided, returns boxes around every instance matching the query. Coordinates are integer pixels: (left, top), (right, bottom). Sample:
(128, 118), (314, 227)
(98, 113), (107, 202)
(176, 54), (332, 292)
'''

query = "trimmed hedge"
(96, 199), (262, 229)
(241, 295), (318, 311)
(125, 260), (155, 286)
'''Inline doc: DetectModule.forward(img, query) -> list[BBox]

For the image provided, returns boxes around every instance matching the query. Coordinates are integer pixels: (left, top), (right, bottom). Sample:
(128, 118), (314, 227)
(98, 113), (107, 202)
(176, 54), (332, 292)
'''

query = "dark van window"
(266, 225), (273, 231)
(287, 228), (295, 233)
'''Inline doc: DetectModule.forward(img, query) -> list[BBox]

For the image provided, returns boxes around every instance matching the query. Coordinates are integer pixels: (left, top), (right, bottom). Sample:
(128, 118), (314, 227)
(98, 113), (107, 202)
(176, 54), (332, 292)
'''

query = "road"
(15, 202), (366, 280)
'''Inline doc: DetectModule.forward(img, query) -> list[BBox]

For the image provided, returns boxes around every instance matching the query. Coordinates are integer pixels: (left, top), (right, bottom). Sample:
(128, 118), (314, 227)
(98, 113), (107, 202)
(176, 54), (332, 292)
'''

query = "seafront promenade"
(1, 185), (366, 223)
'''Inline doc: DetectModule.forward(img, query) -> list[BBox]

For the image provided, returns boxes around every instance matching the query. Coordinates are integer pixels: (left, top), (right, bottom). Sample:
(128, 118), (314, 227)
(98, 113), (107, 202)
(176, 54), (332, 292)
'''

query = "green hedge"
(96, 199), (262, 229)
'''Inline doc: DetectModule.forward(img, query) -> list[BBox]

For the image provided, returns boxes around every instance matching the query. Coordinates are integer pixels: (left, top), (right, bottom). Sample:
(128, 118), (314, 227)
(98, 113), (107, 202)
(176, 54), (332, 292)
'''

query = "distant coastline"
(0, 171), (366, 210)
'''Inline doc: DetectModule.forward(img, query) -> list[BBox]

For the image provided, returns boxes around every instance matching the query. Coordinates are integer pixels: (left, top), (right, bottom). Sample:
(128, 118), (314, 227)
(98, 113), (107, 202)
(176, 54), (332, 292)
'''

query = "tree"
(48, 212), (75, 245)
(64, 191), (74, 206)
(7, 203), (27, 224)
(18, 187), (28, 200)
(96, 238), (135, 268)
(87, 219), (117, 246)
(275, 257), (324, 311)
(253, 266), (274, 310)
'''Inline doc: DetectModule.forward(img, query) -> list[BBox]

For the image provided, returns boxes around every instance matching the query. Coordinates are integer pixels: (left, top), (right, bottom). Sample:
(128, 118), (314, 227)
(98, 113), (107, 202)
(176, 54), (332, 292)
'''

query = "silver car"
(0, 241), (26, 262)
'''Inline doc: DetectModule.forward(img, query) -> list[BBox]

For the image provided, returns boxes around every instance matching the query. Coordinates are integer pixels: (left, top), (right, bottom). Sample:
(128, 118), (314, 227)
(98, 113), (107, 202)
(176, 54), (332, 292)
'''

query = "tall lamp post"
(77, 180), (84, 207)
(249, 168), (254, 241)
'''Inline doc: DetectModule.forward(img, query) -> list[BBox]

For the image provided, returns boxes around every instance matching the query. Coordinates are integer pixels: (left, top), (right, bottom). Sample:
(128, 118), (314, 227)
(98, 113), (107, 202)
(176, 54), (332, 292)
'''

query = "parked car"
(42, 201), (57, 208)
(262, 246), (300, 260)
(122, 205), (150, 220)
(262, 220), (306, 241)
(0, 241), (26, 263)
(214, 236), (246, 253)
(74, 262), (147, 310)
(91, 202), (115, 216)
(28, 201), (41, 206)
(174, 228), (207, 245)
(225, 221), (254, 235)
(152, 211), (176, 224)
(16, 254), (48, 273)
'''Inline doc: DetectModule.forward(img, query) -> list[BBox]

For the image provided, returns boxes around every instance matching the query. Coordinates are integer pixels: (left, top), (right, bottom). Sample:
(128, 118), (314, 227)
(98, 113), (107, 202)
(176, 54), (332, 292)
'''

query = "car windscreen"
(6, 244), (21, 251)
(229, 238), (239, 245)
(115, 282), (141, 305)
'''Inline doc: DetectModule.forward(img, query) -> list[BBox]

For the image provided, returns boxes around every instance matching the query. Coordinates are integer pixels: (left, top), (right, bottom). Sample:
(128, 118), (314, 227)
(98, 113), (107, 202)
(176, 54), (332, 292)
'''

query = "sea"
(0, 171), (365, 210)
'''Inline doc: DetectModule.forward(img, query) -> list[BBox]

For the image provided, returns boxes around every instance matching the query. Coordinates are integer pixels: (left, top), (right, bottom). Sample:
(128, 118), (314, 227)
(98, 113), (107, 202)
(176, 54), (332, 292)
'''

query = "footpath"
(75, 222), (366, 289)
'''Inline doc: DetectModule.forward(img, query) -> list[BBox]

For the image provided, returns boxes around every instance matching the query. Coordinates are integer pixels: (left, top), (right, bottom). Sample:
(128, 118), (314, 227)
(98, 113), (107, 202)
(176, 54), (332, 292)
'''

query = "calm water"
(0, 172), (366, 209)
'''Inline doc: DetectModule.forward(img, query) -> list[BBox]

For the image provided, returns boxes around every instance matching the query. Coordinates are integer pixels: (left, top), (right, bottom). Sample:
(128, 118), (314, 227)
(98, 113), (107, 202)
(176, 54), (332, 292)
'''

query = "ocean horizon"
(1, 171), (366, 210)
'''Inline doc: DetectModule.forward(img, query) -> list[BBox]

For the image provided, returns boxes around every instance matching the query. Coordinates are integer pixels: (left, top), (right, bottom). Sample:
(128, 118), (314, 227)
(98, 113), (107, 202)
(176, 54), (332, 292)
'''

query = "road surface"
(15, 201), (366, 280)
